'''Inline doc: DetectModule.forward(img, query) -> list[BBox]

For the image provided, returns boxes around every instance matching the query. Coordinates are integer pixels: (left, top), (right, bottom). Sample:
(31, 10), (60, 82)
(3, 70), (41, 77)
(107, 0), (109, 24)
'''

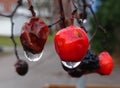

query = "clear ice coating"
(24, 50), (43, 62)
(61, 61), (81, 69)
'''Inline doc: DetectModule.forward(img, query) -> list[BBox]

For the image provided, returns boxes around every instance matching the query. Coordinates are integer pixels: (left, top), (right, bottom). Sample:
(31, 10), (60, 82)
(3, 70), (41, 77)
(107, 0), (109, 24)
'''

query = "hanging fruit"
(15, 60), (28, 76)
(96, 51), (114, 75)
(62, 50), (100, 77)
(62, 50), (114, 78)
(20, 17), (49, 61)
(54, 25), (89, 62)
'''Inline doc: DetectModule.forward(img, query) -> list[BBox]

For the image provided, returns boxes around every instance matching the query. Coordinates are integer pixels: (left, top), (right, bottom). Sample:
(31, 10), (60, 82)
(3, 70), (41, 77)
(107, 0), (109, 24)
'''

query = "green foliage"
(90, 0), (120, 54)
(0, 36), (21, 46)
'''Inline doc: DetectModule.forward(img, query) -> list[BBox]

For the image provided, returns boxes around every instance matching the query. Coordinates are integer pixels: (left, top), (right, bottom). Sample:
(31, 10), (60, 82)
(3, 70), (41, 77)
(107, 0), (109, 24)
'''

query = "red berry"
(15, 60), (28, 76)
(54, 25), (89, 62)
(20, 17), (49, 54)
(97, 51), (114, 75)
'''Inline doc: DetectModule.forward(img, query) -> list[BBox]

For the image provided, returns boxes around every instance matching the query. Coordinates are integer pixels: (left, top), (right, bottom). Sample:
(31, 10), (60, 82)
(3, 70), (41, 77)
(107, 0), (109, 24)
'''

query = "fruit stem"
(70, 15), (74, 25)
(70, 0), (78, 25)
(58, 0), (66, 28)
(27, 0), (36, 17)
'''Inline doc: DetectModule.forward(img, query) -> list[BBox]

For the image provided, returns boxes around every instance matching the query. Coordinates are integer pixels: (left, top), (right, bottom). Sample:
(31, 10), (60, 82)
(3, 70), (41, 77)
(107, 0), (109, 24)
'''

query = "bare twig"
(27, 0), (36, 17)
(10, 0), (23, 60)
(88, 4), (107, 43)
(10, 17), (20, 60)
(0, 0), (22, 17)
(70, 0), (77, 25)
(48, 17), (63, 28)
(0, 0), (22, 60)
(88, 5), (99, 43)
(58, 0), (66, 28)
(71, 0), (78, 15)
(0, 14), (11, 17)
(11, 0), (22, 16)
(81, 0), (87, 20)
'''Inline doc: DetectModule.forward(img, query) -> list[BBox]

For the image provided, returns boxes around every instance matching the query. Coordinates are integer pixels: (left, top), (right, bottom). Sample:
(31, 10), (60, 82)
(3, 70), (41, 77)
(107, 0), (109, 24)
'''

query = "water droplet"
(61, 61), (81, 69)
(24, 50), (43, 62)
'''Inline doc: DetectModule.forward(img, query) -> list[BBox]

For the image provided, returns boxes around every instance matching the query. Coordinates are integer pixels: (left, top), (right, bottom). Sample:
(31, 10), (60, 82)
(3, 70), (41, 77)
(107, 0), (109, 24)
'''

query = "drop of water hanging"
(61, 61), (81, 69)
(24, 50), (43, 62)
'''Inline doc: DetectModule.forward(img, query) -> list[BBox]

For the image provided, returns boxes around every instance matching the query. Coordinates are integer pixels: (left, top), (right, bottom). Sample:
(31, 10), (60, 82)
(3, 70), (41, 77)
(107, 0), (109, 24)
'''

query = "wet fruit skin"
(61, 50), (114, 77)
(54, 25), (89, 62)
(20, 17), (49, 54)
(97, 51), (114, 75)
(61, 50), (100, 78)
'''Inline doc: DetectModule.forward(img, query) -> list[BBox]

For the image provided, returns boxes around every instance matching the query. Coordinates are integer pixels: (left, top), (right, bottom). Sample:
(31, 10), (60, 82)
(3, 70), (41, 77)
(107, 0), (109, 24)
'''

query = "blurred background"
(0, 0), (120, 88)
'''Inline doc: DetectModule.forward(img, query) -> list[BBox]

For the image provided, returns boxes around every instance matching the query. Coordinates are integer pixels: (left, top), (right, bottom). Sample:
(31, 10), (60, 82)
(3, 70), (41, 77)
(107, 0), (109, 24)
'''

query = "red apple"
(54, 25), (89, 62)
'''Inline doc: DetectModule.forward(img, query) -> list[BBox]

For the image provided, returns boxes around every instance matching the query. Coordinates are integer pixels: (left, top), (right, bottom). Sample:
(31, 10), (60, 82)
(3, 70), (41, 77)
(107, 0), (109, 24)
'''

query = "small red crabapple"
(54, 25), (89, 62)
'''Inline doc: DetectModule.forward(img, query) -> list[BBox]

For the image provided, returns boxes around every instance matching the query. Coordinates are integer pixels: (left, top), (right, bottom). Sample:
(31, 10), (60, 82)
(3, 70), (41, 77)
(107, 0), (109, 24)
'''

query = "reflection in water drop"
(24, 50), (43, 62)
(62, 61), (81, 69)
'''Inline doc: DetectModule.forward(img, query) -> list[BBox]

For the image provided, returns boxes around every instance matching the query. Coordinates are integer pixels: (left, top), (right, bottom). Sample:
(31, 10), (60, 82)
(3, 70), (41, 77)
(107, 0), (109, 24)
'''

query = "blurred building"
(0, 0), (17, 14)
(0, 0), (28, 36)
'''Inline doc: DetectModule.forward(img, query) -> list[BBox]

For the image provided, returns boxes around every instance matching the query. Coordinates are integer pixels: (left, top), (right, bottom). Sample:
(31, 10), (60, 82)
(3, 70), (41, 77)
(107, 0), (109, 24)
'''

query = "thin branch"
(27, 0), (36, 17)
(88, 4), (107, 43)
(0, 14), (11, 17)
(88, 5), (99, 43)
(99, 25), (107, 33)
(81, 0), (87, 20)
(71, 0), (78, 15)
(0, 0), (22, 60)
(48, 17), (63, 28)
(89, 5), (99, 26)
(0, 0), (22, 17)
(10, 0), (22, 60)
(58, 0), (66, 28)
(10, 17), (20, 60)
(11, 0), (22, 16)
(70, 0), (77, 25)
